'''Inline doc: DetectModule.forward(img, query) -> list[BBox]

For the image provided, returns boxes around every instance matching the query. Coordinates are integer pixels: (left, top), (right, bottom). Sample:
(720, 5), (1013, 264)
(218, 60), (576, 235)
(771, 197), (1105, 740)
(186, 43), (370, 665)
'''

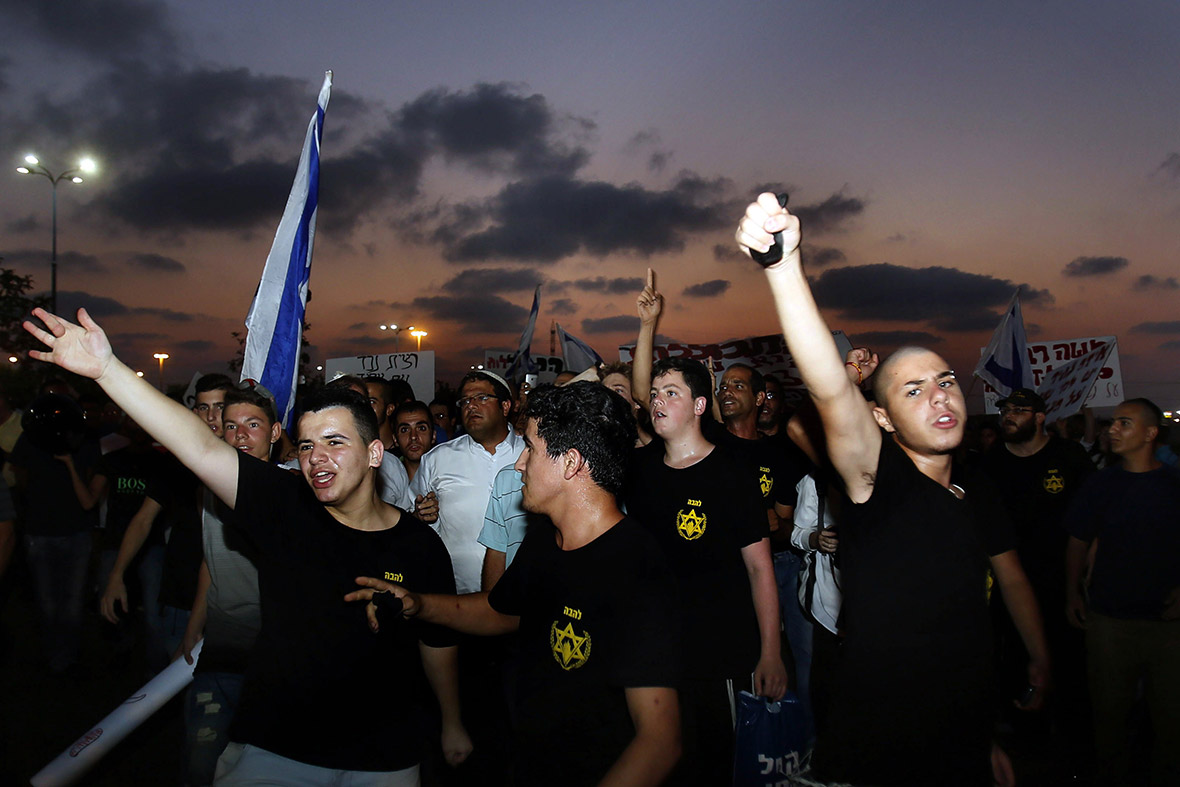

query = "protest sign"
(483, 352), (565, 384)
(619, 332), (853, 406)
(1037, 342), (1116, 422)
(325, 351), (436, 402)
(981, 335), (1123, 413)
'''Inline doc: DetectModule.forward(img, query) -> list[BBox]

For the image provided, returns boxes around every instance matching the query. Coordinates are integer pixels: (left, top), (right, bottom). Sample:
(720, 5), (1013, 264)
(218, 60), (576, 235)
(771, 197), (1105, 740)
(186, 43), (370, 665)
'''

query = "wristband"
(845, 361), (863, 385)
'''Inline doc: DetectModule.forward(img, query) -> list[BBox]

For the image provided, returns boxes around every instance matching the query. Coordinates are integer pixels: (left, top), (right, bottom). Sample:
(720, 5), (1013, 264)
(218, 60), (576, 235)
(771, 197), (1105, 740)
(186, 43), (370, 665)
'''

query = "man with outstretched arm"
(347, 383), (682, 787)
(737, 193), (1047, 787)
(24, 307), (469, 786)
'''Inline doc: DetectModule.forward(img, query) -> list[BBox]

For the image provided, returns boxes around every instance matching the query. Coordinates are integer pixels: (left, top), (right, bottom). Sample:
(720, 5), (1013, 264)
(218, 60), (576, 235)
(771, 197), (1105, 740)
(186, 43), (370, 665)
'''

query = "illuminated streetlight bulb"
(24, 154), (38, 165)
(16, 167), (29, 174)
(7, 356), (17, 363)
(71, 177), (83, 183)
(79, 157), (96, 173)
(136, 371), (145, 377)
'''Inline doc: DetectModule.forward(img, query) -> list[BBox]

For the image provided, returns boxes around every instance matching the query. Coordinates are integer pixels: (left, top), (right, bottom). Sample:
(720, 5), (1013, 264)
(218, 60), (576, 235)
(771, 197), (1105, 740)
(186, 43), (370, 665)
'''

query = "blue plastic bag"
(732, 690), (807, 787)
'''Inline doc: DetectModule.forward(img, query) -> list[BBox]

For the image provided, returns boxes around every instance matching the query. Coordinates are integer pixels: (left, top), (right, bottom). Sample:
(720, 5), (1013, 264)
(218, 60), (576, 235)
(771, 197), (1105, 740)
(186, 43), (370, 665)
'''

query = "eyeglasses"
(998, 406), (1034, 415)
(457, 394), (501, 409)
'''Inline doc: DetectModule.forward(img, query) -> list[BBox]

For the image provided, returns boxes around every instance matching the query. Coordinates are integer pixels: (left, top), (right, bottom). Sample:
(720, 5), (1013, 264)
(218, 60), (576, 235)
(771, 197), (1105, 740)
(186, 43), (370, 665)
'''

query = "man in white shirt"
(410, 370), (523, 594)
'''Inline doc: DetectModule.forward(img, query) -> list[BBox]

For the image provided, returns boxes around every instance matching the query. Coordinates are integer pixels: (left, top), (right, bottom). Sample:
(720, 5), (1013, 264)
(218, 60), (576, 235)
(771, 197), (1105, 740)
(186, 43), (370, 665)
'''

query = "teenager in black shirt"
(738, 193), (1048, 787)
(24, 308), (468, 784)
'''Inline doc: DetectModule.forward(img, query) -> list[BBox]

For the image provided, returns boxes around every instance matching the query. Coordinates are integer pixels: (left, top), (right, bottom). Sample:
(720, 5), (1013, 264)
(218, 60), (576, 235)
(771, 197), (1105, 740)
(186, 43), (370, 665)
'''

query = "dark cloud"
(5, 214), (40, 233)
(1, 249), (104, 273)
(683, 279), (730, 298)
(793, 191), (866, 234)
(440, 173), (734, 263)
(884, 233), (909, 243)
(410, 294), (529, 333)
(810, 262), (1053, 332)
(399, 83), (590, 178)
(548, 298), (579, 315)
(1129, 321), (1180, 334)
(440, 268), (544, 295)
(135, 307), (194, 322)
(567, 276), (645, 295)
(127, 252), (185, 273)
(1160, 340), (1180, 351)
(581, 315), (640, 334)
(56, 290), (128, 318)
(851, 330), (944, 348)
(713, 244), (746, 263)
(109, 331), (166, 343)
(1155, 153), (1180, 181)
(0, 0), (179, 65)
(346, 322), (368, 331)
(1132, 274), (1179, 291)
(176, 339), (214, 351)
(801, 244), (846, 268)
(1062, 255), (1129, 277)
(622, 129), (672, 174)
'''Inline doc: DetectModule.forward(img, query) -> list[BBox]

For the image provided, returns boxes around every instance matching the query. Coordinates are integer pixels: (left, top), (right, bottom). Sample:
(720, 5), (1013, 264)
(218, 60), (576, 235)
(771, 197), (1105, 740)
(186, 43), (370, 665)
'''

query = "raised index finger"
(646, 267), (654, 289)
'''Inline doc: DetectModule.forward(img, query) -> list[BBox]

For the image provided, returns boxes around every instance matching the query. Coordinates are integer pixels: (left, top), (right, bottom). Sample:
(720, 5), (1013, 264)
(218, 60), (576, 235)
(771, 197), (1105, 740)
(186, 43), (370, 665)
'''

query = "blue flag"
(556, 323), (603, 373)
(242, 71), (332, 426)
(505, 286), (540, 383)
(974, 290), (1032, 396)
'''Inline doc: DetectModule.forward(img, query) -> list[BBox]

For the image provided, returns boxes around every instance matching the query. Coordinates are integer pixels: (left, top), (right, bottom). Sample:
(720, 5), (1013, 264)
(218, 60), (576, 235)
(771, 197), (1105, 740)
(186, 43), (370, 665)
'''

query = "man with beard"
(737, 192), (1047, 786)
(980, 388), (1093, 748)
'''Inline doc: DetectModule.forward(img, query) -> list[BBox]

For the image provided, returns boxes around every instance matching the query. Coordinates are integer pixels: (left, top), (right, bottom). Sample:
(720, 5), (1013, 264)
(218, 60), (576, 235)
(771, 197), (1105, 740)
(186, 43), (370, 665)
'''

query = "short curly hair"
(524, 382), (636, 497)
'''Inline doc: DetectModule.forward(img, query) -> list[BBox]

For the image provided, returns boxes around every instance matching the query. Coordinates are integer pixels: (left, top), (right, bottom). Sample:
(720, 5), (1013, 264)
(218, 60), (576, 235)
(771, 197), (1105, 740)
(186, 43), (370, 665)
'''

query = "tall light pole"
(153, 353), (170, 392)
(378, 323), (417, 352)
(16, 154), (98, 314)
(410, 329), (428, 351)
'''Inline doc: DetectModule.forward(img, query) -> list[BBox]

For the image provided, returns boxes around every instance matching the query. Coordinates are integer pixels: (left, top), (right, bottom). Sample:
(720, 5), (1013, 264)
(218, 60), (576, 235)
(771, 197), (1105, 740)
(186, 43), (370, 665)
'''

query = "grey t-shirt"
(199, 487), (262, 673)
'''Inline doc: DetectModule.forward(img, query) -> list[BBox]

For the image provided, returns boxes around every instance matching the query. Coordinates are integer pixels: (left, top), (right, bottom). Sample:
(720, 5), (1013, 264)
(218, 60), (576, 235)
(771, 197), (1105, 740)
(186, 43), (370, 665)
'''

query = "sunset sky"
(3, 0), (1178, 408)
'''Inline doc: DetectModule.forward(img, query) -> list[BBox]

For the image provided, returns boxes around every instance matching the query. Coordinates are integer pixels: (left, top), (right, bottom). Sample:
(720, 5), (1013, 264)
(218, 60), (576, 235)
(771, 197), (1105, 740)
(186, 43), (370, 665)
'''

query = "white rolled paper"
(32, 639), (203, 787)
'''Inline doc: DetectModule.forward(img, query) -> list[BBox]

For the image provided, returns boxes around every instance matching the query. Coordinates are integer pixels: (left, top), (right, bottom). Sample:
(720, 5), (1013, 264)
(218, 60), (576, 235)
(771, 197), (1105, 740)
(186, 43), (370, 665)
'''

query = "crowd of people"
(0, 194), (1176, 786)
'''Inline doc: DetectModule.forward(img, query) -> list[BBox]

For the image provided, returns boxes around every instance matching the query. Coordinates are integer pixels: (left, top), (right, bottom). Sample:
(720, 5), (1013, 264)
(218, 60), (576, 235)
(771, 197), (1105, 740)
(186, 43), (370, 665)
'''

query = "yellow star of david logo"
(1043, 472), (1064, 494)
(676, 508), (707, 540)
(759, 472), (774, 497)
(550, 621), (591, 670)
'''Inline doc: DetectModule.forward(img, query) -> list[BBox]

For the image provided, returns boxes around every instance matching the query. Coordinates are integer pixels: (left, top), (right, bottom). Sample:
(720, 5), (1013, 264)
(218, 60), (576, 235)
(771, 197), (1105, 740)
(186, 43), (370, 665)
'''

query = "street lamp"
(153, 352), (170, 392)
(15, 154), (98, 314)
(410, 329), (428, 351)
(378, 323), (417, 351)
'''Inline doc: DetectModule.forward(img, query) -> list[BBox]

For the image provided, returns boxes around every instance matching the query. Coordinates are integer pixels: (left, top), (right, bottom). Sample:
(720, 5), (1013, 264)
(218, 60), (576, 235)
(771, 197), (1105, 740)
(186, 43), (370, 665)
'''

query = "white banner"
(325, 351), (436, 402)
(1037, 342), (1116, 422)
(982, 335), (1123, 413)
(620, 331), (854, 406)
(483, 352), (565, 385)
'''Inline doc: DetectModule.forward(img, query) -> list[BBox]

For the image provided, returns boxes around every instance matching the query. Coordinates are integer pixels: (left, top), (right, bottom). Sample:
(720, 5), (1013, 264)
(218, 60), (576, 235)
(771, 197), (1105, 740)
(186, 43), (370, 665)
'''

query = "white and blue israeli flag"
(974, 289), (1033, 396)
(556, 323), (603, 373)
(242, 71), (332, 427)
(505, 285), (541, 383)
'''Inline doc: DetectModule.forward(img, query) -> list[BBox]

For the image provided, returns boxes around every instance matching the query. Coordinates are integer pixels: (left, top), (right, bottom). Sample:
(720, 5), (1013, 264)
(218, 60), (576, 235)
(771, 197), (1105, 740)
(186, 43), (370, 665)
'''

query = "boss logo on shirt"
(117, 478), (147, 493)
(383, 571), (404, 582)
(550, 610), (591, 671)
(676, 500), (707, 541)
(1043, 470), (1065, 494)
(759, 467), (773, 497)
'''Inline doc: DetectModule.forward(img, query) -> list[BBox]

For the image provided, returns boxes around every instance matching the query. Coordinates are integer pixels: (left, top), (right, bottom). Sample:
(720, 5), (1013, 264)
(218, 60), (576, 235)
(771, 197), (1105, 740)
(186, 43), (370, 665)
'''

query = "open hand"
(24, 308), (115, 381)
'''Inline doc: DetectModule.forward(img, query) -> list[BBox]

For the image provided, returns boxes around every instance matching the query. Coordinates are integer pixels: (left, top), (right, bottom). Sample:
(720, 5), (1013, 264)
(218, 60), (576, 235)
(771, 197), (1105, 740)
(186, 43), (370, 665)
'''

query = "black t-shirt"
(96, 444), (164, 550)
(230, 452), (457, 772)
(147, 456), (203, 610)
(9, 433), (101, 536)
(1065, 463), (1180, 620)
(624, 443), (766, 679)
(705, 420), (798, 510)
(979, 437), (1093, 600)
(813, 434), (1016, 787)
(488, 517), (680, 787)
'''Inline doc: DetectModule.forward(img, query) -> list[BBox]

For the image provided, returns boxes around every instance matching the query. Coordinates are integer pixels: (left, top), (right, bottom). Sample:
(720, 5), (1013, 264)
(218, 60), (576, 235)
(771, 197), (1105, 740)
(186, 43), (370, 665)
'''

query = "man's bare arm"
(741, 537), (788, 700)
(991, 550), (1051, 710)
(101, 496), (162, 623)
(737, 196), (880, 501)
(1064, 535), (1090, 629)
(481, 548), (507, 591)
(24, 308), (240, 506)
(598, 686), (680, 787)
(632, 268), (662, 414)
(419, 643), (473, 767)
(346, 577), (519, 636)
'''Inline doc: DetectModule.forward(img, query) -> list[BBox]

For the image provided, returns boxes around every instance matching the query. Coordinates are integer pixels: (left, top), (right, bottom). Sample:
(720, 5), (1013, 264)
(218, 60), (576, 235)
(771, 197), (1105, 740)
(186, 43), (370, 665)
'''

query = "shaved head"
(872, 346), (938, 406)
